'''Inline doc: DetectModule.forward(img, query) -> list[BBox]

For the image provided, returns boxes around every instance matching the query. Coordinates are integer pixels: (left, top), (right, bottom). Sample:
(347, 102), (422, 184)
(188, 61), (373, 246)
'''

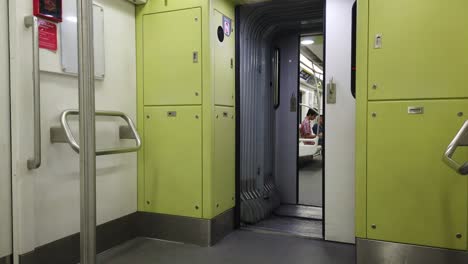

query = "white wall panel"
(10, 0), (137, 255)
(0, 0), (12, 259)
(324, 0), (356, 244)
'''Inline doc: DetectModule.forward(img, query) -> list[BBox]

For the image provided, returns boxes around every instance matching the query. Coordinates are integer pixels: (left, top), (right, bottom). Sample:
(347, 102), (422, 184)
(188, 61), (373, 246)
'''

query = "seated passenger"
(312, 115), (324, 146)
(300, 109), (318, 145)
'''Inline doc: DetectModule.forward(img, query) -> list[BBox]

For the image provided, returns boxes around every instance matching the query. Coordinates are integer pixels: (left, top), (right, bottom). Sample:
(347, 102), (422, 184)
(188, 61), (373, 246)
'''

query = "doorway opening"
(294, 34), (325, 234)
(237, 0), (325, 239)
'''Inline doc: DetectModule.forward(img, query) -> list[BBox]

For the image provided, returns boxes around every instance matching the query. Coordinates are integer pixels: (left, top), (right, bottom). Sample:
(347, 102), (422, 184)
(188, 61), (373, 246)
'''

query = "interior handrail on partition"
(443, 120), (468, 175)
(51, 110), (142, 156)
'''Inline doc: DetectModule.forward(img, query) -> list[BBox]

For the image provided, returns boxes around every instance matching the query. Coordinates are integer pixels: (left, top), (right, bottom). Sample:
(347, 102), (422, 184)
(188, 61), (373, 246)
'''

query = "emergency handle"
(443, 121), (468, 175)
(25, 16), (42, 170)
(53, 110), (142, 156)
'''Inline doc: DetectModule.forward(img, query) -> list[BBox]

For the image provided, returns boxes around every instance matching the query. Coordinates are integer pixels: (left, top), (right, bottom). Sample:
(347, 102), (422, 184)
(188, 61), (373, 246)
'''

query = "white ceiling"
(306, 43), (323, 61)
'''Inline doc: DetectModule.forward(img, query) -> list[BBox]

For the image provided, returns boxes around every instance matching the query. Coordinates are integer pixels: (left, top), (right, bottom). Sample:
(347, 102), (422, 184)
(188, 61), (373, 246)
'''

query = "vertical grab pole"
(24, 16), (41, 170)
(77, 0), (96, 263)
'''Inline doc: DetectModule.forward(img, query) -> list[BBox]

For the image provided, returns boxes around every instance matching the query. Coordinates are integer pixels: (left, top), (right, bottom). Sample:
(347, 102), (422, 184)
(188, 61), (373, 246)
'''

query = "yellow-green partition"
(144, 106), (203, 218)
(136, 0), (236, 220)
(367, 101), (468, 250)
(211, 106), (236, 217)
(143, 8), (202, 106)
(367, 0), (468, 101)
(213, 9), (235, 106)
(356, 0), (468, 251)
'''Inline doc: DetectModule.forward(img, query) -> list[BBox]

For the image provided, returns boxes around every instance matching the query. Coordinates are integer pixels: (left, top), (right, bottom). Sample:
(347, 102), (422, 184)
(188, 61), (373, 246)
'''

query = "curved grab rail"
(60, 110), (141, 156)
(443, 121), (468, 175)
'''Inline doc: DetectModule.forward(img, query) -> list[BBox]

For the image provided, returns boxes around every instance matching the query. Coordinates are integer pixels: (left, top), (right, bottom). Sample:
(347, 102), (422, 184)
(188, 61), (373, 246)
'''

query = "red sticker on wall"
(38, 19), (57, 51)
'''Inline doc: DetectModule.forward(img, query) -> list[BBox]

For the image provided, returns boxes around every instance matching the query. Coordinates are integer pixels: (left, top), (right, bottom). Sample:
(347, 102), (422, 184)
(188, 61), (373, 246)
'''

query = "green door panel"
(141, 0), (203, 15)
(368, 0), (468, 100)
(367, 100), (468, 250)
(214, 10), (235, 106)
(144, 106), (202, 218)
(212, 106), (236, 216)
(143, 8), (202, 106)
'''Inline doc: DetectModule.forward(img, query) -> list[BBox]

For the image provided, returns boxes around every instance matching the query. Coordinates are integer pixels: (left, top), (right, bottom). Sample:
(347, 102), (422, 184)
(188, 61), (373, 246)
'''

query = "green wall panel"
(143, 106), (203, 218)
(355, 0), (369, 239)
(143, 8), (202, 106)
(367, 100), (468, 250)
(368, 0), (468, 100)
(141, 0), (203, 14)
(137, 0), (236, 220)
(213, 9), (235, 106)
(210, 106), (236, 217)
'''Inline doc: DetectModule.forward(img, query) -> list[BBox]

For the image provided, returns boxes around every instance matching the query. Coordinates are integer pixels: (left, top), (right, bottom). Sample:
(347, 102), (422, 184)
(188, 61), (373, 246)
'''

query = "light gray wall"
(325, 0), (356, 243)
(0, 0), (12, 258)
(10, 0), (137, 254)
(274, 34), (299, 204)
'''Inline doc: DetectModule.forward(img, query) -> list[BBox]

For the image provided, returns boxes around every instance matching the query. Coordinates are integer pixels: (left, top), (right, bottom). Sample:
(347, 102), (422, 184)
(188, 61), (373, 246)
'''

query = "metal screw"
(195, 206), (199, 210)
(458, 112), (463, 117)
(456, 233), (462, 239)
(372, 84), (378, 90)
(195, 115), (199, 119)
(195, 92), (199, 96)
(371, 224), (377, 229)
(146, 201), (150, 205)
(371, 112), (377, 118)
(146, 115), (150, 119)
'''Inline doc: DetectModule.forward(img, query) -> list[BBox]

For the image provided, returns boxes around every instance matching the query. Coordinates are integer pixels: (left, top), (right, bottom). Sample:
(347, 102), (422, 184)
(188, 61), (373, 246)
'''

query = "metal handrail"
(59, 110), (141, 156)
(25, 16), (41, 170)
(443, 121), (468, 175)
(299, 138), (317, 143)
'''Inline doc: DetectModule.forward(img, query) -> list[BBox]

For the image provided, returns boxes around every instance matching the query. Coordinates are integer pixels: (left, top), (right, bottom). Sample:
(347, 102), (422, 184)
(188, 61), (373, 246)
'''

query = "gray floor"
(243, 215), (323, 239)
(274, 204), (323, 220)
(299, 156), (323, 206)
(98, 230), (356, 264)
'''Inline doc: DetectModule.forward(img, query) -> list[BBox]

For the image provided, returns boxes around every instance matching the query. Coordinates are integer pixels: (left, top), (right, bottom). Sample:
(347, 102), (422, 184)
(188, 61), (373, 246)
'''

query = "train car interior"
(1, 0), (468, 264)
(298, 35), (323, 208)
(238, 2), (326, 239)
